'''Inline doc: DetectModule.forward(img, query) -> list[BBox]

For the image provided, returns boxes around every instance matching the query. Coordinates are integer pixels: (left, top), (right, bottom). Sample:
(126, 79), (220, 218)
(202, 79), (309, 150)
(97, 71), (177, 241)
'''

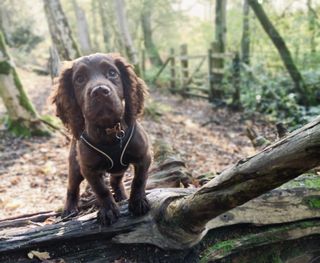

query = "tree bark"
(215, 0), (227, 53)
(141, 0), (163, 67)
(43, 0), (81, 60)
(71, 0), (92, 54)
(165, 116), (320, 235)
(248, 0), (308, 105)
(114, 0), (139, 71)
(241, 0), (250, 64)
(0, 32), (49, 137)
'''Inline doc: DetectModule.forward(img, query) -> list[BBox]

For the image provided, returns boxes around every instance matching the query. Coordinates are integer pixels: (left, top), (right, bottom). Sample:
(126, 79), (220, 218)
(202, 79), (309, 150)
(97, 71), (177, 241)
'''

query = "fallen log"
(1, 117), (320, 262)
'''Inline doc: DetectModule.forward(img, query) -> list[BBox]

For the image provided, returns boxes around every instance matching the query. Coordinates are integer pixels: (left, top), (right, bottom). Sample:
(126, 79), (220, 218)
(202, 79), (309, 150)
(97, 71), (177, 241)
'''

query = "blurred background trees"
(1, 0), (320, 134)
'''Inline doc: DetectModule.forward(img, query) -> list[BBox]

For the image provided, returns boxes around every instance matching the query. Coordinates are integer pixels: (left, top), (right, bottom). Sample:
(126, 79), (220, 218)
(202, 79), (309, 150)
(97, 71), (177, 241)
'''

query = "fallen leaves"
(27, 250), (50, 260)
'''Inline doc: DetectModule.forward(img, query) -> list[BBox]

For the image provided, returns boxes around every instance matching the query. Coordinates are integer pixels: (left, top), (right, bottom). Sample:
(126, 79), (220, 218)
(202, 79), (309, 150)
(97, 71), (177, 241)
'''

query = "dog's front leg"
(63, 139), (84, 218)
(82, 167), (120, 225)
(129, 154), (151, 216)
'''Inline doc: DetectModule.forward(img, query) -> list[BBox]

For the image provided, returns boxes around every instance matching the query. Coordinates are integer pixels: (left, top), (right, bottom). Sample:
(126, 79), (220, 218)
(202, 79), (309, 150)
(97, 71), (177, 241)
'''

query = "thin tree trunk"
(0, 3), (12, 46)
(307, 0), (317, 54)
(114, 0), (139, 71)
(248, 0), (308, 105)
(141, 0), (163, 67)
(0, 32), (49, 137)
(98, 0), (111, 52)
(71, 0), (92, 54)
(91, 0), (100, 51)
(215, 0), (227, 53)
(43, 0), (81, 60)
(241, 0), (250, 64)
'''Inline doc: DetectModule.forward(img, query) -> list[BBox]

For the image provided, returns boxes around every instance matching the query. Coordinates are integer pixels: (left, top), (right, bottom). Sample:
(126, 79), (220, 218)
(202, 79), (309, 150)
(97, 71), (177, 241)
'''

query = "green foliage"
(9, 26), (43, 52)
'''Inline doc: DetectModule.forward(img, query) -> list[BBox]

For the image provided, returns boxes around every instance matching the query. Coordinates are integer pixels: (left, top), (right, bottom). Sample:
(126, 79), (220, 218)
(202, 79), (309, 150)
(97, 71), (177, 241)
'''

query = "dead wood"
(1, 117), (320, 261)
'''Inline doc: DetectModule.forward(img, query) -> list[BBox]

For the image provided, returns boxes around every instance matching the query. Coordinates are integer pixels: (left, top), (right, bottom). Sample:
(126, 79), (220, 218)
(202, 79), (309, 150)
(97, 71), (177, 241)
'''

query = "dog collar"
(80, 124), (136, 172)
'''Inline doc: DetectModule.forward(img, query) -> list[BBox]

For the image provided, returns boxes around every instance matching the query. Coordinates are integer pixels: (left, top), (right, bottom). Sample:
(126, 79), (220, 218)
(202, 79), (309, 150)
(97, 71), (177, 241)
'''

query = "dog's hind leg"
(110, 172), (128, 202)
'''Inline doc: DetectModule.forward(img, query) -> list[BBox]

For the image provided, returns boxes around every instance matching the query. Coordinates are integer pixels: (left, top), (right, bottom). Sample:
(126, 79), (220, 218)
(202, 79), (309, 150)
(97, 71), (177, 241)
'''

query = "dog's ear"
(113, 54), (148, 125)
(51, 63), (85, 138)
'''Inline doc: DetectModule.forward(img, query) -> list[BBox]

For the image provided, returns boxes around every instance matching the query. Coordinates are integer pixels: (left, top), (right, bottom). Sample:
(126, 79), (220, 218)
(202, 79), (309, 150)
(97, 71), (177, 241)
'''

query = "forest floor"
(0, 68), (276, 219)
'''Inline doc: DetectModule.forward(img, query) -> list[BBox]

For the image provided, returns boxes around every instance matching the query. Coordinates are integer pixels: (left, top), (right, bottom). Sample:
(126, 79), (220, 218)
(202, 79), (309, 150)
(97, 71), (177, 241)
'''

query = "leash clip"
(116, 129), (125, 148)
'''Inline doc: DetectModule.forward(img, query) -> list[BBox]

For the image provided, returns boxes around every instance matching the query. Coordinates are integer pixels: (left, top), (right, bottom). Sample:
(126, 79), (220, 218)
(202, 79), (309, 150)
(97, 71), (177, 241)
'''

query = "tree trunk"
(215, 0), (227, 53)
(43, 0), (81, 60)
(307, 0), (317, 54)
(248, 0), (308, 105)
(141, 0), (163, 67)
(241, 0), (250, 64)
(0, 32), (49, 137)
(1, 116), (320, 261)
(0, 3), (12, 46)
(71, 0), (92, 55)
(90, 0), (100, 51)
(97, 0), (112, 52)
(114, 0), (139, 71)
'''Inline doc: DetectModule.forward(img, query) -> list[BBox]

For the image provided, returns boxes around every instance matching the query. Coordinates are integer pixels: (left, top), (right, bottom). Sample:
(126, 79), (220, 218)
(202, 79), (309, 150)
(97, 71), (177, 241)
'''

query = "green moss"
(5, 116), (50, 137)
(6, 118), (32, 137)
(200, 240), (236, 263)
(0, 32), (9, 57)
(11, 68), (38, 115)
(303, 196), (320, 209)
(0, 61), (11, 75)
(304, 178), (320, 188)
(41, 114), (62, 127)
(281, 174), (320, 189)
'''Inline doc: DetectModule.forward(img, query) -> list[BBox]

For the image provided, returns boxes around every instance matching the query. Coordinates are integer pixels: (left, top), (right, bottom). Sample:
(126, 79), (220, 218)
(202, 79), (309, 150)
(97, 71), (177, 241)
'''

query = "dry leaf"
(27, 250), (50, 260)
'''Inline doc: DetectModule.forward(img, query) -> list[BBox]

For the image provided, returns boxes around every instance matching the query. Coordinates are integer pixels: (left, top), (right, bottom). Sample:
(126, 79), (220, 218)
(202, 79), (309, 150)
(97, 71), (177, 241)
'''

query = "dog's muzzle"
(90, 85), (111, 97)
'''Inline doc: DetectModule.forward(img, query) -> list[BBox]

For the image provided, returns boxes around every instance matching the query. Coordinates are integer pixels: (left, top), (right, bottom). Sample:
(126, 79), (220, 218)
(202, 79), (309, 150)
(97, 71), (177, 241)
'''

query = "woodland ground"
(0, 68), (276, 219)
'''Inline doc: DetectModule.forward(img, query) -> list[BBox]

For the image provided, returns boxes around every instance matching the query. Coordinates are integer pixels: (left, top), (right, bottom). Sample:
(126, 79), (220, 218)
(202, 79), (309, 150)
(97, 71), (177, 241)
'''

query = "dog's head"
(52, 53), (147, 138)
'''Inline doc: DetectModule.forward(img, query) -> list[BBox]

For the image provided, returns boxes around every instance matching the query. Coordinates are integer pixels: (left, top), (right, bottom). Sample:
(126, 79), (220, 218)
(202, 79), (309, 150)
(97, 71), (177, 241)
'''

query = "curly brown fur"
(52, 63), (85, 139)
(51, 53), (151, 225)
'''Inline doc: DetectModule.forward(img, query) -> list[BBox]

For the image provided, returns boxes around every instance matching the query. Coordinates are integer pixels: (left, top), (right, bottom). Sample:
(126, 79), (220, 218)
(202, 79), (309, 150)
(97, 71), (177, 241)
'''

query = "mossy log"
(0, 32), (49, 137)
(2, 117), (320, 262)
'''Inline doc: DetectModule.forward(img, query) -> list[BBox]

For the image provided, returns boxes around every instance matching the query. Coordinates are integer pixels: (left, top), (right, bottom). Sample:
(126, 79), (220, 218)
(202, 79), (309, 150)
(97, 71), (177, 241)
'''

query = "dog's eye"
(107, 68), (118, 79)
(75, 75), (86, 84)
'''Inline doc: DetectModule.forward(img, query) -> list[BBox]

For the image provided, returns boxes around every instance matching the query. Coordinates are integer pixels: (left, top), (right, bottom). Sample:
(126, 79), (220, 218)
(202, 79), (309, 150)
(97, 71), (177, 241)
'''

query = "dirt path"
(0, 68), (274, 219)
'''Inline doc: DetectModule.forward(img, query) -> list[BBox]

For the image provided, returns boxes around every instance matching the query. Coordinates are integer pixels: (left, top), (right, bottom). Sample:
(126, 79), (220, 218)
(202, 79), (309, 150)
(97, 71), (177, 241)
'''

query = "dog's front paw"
(113, 189), (128, 202)
(97, 202), (120, 225)
(129, 196), (150, 216)
(62, 204), (79, 219)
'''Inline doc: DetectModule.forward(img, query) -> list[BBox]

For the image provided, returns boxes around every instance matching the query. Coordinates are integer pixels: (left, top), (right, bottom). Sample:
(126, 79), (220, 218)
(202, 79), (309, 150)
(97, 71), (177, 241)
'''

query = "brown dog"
(52, 53), (151, 225)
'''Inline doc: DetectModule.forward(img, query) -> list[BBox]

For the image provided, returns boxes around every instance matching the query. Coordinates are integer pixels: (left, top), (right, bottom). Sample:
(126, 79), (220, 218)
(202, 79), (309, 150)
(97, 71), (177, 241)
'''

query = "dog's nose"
(90, 85), (111, 97)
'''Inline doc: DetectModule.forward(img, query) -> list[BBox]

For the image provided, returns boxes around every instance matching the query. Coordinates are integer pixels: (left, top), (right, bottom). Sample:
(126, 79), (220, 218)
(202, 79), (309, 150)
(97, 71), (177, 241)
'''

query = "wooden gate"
(152, 42), (237, 102)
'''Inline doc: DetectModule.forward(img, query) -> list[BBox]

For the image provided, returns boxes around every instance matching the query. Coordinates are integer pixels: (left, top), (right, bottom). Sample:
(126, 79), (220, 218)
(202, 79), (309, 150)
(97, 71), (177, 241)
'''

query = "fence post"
(170, 48), (176, 93)
(180, 44), (189, 96)
(209, 42), (224, 102)
(208, 48), (214, 102)
(232, 52), (241, 109)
